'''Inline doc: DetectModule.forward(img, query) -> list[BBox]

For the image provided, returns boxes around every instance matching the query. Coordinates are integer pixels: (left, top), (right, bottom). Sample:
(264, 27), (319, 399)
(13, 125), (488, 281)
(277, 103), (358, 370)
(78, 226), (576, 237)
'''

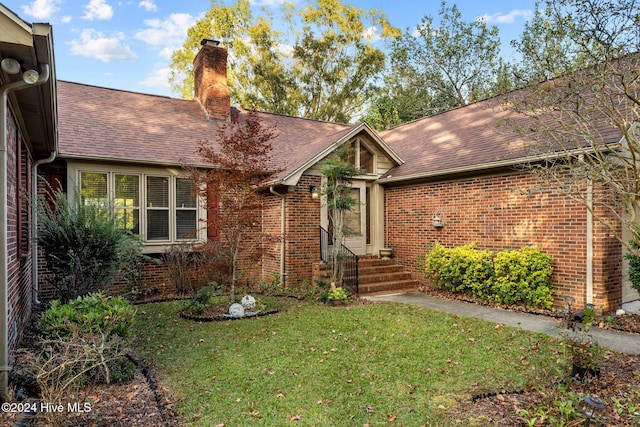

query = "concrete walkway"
(363, 292), (640, 355)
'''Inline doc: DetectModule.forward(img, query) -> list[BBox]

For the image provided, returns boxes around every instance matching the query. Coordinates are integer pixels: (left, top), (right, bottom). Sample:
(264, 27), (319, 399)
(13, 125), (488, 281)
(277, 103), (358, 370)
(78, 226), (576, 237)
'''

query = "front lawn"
(132, 299), (559, 426)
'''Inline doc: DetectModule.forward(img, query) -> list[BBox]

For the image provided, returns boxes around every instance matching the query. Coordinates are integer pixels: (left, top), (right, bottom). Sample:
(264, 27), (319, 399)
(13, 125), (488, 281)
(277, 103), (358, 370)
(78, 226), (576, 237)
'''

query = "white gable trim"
(273, 122), (404, 187)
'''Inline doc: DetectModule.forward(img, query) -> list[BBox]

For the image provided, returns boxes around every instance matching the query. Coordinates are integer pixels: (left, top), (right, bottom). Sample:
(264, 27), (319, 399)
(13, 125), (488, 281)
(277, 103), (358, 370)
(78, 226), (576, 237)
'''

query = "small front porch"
(312, 253), (419, 297)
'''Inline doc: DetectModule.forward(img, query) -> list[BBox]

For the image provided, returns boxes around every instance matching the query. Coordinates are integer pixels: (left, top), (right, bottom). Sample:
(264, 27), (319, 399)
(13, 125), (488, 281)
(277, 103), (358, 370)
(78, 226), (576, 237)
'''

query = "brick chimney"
(194, 39), (231, 121)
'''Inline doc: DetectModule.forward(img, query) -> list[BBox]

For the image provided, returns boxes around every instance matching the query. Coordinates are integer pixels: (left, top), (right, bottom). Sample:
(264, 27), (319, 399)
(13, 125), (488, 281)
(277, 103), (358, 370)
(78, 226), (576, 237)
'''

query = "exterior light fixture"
(22, 69), (39, 84)
(432, 209), (444, 228)
(1, 58), (39, 84)
(1, 58), (20, 75)
(310, 186), (319, 199)
(581, 395), (604, 426)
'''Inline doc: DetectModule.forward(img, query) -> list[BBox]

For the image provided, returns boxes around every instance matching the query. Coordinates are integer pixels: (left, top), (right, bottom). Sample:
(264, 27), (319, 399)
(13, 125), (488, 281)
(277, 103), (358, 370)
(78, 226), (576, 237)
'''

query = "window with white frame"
(78, 170), (200, 244)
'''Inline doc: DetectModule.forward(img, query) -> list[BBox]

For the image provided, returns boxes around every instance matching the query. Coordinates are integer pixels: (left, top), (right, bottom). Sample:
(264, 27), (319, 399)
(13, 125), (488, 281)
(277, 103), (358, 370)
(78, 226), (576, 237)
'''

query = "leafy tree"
(503, 0), (640, 256)
(38, 187), (143, 302)
(365, 1), (512, 129)
(511, 0), (590, 85)
(190, 110), (280, 301)
(170, 0), (399, 123)
(320, 145), (362, 285)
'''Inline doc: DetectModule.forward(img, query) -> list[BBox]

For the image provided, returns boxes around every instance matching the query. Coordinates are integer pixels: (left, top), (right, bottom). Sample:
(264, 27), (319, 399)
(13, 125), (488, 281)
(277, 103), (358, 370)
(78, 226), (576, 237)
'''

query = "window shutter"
(207, 185), (219, 241)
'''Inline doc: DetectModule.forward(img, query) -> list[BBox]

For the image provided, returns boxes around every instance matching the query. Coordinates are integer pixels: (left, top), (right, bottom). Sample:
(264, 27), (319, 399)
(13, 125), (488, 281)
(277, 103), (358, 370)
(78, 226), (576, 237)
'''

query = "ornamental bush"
(492, 247), (554, 309)
(424, 243), (554, 309)
(424, 242), (493, 297)
(38, 187), (143, 302)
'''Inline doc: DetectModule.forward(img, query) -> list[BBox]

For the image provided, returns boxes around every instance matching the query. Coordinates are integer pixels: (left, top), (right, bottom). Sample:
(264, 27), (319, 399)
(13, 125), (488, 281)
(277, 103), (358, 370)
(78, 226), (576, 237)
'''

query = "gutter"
(0, 64), (50, 400)
(586, 180), (594, 304)
(31, 149), (57, 305)
(269, 186), (286, 287)
(378, 145), (622, 186)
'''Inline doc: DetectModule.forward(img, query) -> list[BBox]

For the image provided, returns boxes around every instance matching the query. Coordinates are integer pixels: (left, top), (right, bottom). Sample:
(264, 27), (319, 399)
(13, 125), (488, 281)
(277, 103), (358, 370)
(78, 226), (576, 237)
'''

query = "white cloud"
(477, 9), (533, 24)
(82, 0), (114, 21)
(69, 29), (137, 62)
(134, 13), (196, 54)
(21, 0), (61, 20)
(138, 0), (157, 12)
(61, 15), (72, 23)
(140, 67), (171, 88)
(274, 43), (293, 57)
(363, 26), (382, 42)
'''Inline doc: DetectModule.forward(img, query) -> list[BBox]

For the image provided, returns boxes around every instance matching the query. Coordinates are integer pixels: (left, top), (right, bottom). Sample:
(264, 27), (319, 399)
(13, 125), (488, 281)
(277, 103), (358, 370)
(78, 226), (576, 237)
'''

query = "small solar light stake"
(582, 395), (604, 426)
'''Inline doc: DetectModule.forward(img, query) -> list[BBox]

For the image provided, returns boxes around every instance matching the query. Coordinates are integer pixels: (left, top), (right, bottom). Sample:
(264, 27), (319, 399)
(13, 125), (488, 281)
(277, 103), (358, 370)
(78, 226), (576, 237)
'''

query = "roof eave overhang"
(0, 7), (57, 159)
(379, 143), (621, 187)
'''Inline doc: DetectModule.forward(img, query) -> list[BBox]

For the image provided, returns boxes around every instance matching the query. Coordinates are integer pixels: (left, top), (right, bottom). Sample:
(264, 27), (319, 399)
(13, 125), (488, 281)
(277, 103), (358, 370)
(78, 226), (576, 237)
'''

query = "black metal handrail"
(319, 226), (359, 295)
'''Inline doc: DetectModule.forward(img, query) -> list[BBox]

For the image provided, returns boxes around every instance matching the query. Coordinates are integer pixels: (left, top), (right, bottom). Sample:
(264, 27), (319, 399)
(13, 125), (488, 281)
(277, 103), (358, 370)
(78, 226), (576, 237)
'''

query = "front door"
(343, 181), (367, 255)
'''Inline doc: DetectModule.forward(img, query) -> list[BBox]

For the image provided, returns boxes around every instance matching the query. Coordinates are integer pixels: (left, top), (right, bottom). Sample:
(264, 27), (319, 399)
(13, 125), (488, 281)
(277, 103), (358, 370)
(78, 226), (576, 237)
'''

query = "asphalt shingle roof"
(58, 80), (625, 184)
(57, 81), (352, 177)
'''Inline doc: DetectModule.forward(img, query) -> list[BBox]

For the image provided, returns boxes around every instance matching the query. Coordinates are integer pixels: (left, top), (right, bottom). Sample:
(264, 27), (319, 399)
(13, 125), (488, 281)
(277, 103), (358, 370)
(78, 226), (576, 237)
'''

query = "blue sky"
(2, 0), (537, 98)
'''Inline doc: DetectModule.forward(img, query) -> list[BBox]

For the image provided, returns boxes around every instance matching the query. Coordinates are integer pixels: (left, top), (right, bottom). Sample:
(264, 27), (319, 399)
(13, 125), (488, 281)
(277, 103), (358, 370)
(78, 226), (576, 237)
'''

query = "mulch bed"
(449, 353), (640, 426)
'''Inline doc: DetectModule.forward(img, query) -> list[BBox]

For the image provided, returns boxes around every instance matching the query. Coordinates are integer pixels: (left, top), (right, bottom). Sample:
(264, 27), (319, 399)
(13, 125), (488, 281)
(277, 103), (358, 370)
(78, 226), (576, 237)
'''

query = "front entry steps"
(357, 257), (420, 296)
(312, 257), (419, 296)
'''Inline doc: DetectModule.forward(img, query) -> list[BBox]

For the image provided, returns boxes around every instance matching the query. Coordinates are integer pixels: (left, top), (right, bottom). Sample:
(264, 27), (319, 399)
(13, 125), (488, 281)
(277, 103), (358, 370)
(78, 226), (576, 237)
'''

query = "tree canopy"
(170, 0), (399, 124)
(364, 1), (511, 129)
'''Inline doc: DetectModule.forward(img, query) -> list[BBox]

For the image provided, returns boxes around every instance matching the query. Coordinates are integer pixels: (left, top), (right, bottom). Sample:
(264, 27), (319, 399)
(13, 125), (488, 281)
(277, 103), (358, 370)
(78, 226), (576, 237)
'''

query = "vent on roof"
(194, 39), (230, 122)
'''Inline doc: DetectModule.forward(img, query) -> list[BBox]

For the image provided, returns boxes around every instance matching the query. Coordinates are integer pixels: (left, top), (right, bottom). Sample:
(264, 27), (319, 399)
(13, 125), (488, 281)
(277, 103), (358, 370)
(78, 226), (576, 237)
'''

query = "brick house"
(1, 4), (637, 400)
(0, 5), (57, 397)
(36, 38), (637, 314)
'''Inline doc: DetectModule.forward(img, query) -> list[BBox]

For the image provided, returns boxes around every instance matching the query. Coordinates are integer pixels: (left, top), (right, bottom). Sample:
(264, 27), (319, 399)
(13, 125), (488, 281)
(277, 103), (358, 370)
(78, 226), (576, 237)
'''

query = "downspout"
(31, 149), (57, 305)
(269, 186), (286, 287)
(0, 64), (50, 399)
(586, 179), (594, 305)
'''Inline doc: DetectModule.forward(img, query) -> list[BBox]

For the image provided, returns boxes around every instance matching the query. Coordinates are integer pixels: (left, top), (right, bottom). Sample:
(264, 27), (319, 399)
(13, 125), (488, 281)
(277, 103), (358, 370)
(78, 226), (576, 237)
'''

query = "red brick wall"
(6, 110), (35, 359)
(262, 190), (284, 284)
(384, 170), (622, 311)
(284, 175), (322, 286)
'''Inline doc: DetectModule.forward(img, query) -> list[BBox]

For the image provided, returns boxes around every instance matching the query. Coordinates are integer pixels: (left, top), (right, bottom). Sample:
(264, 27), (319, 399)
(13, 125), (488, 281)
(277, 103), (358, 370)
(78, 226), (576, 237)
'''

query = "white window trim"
(68, 162), (207, 253)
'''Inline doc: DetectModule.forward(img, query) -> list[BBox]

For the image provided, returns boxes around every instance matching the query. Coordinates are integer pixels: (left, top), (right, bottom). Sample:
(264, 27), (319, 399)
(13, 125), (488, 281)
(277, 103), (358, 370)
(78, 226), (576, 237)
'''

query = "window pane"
(147, 176), (168, 208)
(115, 208), (139, 234)
(115, 175), (139, 207)
(176, 210), (197, 239)
(147, 210), (169, 240)
(360, 144), (374, 173)
(344, 188), (362, 235)
(80, 172), (107, 205)
(176, 178), (196, 208)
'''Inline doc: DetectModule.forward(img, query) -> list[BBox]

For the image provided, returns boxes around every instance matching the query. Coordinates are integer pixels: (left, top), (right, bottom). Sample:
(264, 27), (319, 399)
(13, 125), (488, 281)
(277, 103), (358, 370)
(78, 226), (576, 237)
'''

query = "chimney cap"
(201, 38), (221, 47)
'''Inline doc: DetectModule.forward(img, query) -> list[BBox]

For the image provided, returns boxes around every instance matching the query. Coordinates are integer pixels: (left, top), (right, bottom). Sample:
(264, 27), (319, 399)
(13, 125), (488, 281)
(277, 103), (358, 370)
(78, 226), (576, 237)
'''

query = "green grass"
(132, 298), (561, 426)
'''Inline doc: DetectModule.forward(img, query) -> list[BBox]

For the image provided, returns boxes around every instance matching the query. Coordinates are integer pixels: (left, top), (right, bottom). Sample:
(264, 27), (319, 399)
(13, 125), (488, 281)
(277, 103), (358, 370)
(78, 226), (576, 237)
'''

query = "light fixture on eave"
(1, 58), (20, 75)
(1, 58), (39, 84)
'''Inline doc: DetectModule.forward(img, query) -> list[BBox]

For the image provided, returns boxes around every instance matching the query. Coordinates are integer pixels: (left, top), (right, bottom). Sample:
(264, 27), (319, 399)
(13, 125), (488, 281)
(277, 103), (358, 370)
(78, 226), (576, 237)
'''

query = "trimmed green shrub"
(491, 247), (554, 309)
(424, 242), (493, 297)
(39, 292), (136, 340)
(424, 242), (554, 309)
